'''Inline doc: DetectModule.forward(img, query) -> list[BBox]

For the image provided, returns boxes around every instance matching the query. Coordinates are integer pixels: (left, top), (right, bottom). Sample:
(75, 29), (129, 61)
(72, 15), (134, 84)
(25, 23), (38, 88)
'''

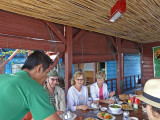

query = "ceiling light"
(109, 0), (126, 22)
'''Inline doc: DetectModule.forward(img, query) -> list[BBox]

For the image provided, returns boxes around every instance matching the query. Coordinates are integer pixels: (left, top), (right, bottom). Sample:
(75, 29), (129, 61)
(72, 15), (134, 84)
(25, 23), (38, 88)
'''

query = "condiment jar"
(128, 100), (132, 107)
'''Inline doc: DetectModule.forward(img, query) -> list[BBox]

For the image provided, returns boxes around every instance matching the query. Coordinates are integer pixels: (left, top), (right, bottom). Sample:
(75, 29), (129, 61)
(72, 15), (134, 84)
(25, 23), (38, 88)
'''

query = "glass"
(142, 102), (147, 108)
(75, 79), (84, 81)
(50, 78), (58, 81)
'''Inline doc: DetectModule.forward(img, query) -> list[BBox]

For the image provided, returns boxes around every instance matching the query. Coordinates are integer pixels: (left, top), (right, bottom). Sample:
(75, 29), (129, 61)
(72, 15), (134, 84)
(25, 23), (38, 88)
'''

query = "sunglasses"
(142, 102), (147, 108)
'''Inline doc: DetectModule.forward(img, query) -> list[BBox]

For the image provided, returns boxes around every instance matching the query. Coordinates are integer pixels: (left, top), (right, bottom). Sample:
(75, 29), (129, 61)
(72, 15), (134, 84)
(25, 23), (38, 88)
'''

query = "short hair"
(21, 50), (53, 71)
(96, 71), (106, 80)
(151, 106), (160, 118)
(71, 71), (86, 85)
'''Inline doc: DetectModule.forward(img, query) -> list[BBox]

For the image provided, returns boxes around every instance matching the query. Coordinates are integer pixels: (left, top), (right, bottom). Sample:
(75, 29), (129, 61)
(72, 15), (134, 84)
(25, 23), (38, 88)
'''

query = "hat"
(137, 79), (160, 108)
(47, 70), (58, 77)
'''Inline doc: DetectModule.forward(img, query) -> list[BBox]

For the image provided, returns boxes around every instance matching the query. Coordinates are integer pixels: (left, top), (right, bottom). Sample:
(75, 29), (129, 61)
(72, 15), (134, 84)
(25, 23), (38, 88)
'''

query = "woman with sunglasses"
(45, 70), (66, 115)
(137, 79), (160, 120)
(67, 71), (90, 111)
(90, 71), (115, 104)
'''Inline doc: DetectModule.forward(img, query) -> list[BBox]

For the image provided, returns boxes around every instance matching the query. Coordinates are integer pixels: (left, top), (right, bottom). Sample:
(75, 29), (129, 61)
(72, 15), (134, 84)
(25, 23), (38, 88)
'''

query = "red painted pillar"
(64, 26), (73, 97)
(116, 38), (124, 95)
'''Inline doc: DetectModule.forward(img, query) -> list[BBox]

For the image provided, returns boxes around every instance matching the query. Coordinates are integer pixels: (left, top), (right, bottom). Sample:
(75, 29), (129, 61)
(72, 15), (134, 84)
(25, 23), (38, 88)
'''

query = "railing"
(105, 74), (141, 94)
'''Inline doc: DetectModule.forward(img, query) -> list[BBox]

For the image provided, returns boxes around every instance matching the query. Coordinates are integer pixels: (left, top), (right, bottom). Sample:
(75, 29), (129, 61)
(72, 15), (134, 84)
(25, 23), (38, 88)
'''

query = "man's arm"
(44, 112), (61, 120)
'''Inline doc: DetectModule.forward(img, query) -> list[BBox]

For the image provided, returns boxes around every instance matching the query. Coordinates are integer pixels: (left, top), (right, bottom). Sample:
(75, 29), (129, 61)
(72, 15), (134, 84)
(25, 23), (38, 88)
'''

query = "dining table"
(73, 103), (149, 120)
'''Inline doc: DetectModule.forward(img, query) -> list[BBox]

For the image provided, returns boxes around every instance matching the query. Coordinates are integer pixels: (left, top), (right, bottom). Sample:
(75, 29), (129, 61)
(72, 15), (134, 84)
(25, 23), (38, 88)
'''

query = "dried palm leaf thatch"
(0, 0), (160, 43)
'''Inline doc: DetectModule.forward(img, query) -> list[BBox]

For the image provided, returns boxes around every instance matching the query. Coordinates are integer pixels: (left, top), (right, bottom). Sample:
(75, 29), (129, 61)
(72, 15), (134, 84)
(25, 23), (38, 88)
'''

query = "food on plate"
(85, 118), (95, 120)
(122, 104), (131, 109)
(110, 104), (121, 108)
(99, 112), (113, 119)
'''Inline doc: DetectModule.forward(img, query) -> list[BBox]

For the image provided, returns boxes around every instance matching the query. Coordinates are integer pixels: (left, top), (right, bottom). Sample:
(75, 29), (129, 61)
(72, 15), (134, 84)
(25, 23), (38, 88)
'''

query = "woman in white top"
(90, 71), (115, 104)
(67, 71), (90, 111)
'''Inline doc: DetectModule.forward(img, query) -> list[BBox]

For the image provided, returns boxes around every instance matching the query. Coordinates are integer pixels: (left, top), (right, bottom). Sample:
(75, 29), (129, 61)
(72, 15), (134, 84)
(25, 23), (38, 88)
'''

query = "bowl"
(108, 104), (122, 114)
(100, 107), (107, 111)
(117, 101), (123, 104)
(91, 102), (99, 109)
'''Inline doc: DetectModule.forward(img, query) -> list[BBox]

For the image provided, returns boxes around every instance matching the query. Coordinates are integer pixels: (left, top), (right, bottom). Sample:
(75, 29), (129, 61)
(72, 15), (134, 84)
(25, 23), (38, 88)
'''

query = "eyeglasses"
(49, 78), (58, 81)
(142, 102), (147, 108)
(75, 79), (84, 81)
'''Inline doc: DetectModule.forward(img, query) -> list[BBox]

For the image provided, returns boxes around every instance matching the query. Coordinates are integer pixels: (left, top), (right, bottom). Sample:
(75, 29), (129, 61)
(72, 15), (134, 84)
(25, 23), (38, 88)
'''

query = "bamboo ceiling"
(0, 0), (160, 43)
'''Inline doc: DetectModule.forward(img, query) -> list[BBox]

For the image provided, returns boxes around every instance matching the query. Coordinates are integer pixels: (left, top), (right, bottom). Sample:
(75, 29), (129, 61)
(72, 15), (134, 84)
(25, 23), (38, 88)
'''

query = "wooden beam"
(0, 49), (20, 72)
(73, 30), (86, 43)
(116, 38), (124, 95)
(64, 26), (73, 97)
(107, 35), (117, 50)
(45, 21), (66, 44)
(0, 35), (65, 53)
(73, 54), (114, 64)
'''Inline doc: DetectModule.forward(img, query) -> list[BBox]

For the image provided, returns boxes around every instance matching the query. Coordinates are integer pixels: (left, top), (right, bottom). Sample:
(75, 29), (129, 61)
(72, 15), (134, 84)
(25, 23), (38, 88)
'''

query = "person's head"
(71, 71), (86, 86)
(96, 71), (106, 87)
(21, 50), (53, 84)
(46, 70), (59, 89)
(137, 79), (160, 120)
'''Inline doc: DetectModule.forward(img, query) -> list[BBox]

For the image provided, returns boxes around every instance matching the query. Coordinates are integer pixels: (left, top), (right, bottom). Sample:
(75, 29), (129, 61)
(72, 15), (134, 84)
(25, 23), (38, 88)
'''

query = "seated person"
(137, 79), (160, 120)
(90, 71), (115, 104)
(44, 70), (66, 115)
(67, 71), (90, 111)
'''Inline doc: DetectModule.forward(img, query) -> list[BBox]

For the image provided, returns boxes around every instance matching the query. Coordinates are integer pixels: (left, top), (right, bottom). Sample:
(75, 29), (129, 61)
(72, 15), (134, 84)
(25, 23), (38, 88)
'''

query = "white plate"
(129, 117), (139, 120)
(84, 118), (98, 120)
(97, 113), (115, 120)
(107, 108), (123, 115)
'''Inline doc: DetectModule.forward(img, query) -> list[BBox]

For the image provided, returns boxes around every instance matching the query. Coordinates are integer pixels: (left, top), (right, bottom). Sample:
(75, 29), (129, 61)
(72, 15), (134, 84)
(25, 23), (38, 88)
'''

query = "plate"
(129, 117), (139, 120)
(84, 118), (98, 120)
(107, 108), (123, 115)
(97, 112), (115, 120)
(122, 107), (134, 110)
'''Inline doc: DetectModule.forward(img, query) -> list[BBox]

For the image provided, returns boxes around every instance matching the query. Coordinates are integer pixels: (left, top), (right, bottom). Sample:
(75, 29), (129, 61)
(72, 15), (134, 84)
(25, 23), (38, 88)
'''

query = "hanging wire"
(107, 37), (116, 60)
(46, 24), (65, 79)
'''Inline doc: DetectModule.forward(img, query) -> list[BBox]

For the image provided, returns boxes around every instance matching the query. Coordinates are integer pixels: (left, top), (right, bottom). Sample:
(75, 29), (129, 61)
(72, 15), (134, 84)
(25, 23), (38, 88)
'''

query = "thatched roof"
(0, 0), (160, 43)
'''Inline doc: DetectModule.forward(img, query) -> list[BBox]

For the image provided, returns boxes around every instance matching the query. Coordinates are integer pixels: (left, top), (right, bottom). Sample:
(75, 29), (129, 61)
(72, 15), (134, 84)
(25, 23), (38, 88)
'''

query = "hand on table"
(106, 99), (115, 104)
(56, 111), (64, 115)
(77, 105), (89, 111)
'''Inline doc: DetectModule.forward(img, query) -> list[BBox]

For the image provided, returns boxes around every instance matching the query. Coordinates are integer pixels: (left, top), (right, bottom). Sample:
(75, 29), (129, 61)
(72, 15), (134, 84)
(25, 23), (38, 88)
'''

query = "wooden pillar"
(93, 62), (97, 82)
(116, 38), (124, 95)
(64, 26), (73, 97)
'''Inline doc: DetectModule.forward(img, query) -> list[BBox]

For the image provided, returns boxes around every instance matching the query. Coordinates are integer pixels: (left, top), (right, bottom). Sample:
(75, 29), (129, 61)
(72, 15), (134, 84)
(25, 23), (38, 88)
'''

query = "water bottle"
(123, 111), (129, 120)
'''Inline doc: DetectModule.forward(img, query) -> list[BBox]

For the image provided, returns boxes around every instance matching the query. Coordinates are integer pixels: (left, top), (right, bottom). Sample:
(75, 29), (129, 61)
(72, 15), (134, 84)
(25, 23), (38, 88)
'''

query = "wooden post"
(130, 76), (132, 89)
(116, 38), (124, 95)
(64, 26), (73, 97)
(125, 77), (127, 90)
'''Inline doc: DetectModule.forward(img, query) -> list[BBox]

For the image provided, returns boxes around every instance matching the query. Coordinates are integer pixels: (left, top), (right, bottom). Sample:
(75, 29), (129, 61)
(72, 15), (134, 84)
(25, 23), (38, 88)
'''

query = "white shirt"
(67, 85), (89, 111)
(90, 82), (109, 101)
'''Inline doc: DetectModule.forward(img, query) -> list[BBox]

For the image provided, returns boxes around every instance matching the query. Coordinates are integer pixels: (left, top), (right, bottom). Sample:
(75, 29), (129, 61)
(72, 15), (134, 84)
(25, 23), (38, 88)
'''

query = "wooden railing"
(105, 74), (141, 94)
